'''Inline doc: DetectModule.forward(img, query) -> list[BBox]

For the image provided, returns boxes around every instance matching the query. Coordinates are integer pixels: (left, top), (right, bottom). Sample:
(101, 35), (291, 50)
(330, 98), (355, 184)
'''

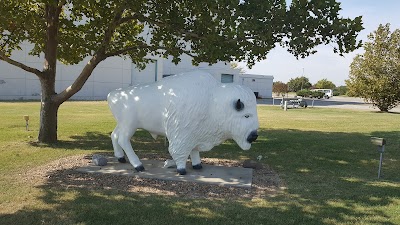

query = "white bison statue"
(107, 70), (259, 175)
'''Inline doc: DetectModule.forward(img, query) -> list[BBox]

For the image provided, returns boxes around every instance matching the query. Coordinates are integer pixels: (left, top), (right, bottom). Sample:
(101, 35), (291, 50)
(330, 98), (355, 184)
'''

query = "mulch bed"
(22, 154), (285, 200)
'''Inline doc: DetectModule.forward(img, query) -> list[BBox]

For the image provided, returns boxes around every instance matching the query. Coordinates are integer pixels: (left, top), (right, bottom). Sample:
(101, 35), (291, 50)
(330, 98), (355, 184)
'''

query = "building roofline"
(240, 74), (274, 79)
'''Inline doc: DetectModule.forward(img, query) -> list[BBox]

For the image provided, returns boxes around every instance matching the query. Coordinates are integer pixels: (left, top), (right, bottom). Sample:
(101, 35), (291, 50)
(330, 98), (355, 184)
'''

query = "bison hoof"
(135, 165), (145, 172)
(118, 157), (127, 163)
(192, 164), (203, 170)
(177, 168), (187, 175)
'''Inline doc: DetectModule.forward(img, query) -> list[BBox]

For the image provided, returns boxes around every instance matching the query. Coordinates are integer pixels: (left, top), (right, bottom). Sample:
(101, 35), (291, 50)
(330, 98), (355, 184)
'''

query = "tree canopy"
(334, 85), (348, 96)
(0, 0), (364, 143)
(1, 0), (363, 66)
(287, 76), (312, 92)
(314, 78), (336, 89)
(273, 81), (288, 96)
(346, 24), (400, 112)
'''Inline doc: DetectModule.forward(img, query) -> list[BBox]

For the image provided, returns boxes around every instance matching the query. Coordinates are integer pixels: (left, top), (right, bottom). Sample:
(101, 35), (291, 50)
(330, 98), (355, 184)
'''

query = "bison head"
(231, 97), (259, 150)
(212, 84), (259, 150)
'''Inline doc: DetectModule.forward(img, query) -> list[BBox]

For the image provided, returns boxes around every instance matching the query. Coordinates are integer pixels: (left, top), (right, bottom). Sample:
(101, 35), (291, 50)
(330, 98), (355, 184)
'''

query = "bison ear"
(235, 99), (244, 111)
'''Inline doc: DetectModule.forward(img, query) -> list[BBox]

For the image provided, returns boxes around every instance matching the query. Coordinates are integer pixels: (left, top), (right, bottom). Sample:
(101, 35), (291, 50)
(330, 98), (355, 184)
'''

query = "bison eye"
(244, 114), (250, 118)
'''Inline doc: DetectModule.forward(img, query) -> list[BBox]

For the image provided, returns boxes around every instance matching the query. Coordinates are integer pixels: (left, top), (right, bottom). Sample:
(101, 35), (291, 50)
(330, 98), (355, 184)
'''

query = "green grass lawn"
(0, 101), (399, 225)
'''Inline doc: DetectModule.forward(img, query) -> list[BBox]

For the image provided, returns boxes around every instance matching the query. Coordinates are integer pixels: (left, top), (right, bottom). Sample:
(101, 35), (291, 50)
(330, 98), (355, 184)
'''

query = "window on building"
(221, 74), (234, 83)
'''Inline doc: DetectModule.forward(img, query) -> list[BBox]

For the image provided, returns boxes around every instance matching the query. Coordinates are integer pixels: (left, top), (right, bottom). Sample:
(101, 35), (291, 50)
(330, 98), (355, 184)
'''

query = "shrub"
(334, 86), (348, 96)
(311, 91), (325, 98)
(296, 89), (312, 97)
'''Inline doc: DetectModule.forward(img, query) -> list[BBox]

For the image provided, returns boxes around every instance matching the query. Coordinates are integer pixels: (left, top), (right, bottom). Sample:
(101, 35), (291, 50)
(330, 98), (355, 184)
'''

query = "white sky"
(238, 0), (400, 86)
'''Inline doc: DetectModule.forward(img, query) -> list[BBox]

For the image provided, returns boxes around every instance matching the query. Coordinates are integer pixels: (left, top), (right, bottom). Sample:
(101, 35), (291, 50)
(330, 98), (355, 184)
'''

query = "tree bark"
(38, 2), (61, 143)
(38, 103), (59, 143)
(38, 95), (60, 143)
(38, 68), (60, 143)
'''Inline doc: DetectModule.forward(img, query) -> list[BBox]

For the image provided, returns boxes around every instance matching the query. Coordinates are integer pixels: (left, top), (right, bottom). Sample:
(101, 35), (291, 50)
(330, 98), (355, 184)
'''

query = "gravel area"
(22, 154), (285, 200)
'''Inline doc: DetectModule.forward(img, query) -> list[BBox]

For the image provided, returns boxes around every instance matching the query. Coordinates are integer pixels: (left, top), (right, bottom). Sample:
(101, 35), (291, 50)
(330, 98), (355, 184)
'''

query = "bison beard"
(108, 70), (259, 175)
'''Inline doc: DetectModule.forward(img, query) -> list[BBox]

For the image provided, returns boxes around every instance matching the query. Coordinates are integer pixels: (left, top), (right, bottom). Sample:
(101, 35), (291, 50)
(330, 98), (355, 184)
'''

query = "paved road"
(257, 96), (400, 112)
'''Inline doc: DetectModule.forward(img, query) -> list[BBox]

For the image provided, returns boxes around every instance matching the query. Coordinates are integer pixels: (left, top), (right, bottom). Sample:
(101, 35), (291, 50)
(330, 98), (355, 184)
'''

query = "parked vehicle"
(280, 98), (308, 109)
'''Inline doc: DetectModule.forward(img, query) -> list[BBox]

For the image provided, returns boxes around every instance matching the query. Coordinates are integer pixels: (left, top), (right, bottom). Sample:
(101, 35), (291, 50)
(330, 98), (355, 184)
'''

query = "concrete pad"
(76, 157), (253, 188)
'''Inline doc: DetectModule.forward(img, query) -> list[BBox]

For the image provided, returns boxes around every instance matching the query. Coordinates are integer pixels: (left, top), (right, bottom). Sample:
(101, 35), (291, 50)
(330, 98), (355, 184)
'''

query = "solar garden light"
(23, 115), (29, 131)
(371, 137), (386, 179)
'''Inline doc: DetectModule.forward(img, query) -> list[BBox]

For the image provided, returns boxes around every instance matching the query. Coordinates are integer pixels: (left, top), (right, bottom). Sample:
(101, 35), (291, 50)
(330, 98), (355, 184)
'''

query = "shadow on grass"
(29, 131), (113, 150)
(0, 186), (325, 225)
(29, 130), (167, 152)
(373, 111), (400, 114)
(5, 128), (399, 224)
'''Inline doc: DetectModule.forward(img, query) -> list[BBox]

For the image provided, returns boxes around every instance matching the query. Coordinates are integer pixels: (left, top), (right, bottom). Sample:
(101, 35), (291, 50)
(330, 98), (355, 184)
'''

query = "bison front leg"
(168, 142), (192, 175)
(174, 154), (190, 175)
(190, 149), (202, 170)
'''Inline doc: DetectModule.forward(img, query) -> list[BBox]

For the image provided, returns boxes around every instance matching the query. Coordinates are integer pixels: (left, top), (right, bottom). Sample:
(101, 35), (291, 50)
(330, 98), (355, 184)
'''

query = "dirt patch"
(22, 154), (285, 199)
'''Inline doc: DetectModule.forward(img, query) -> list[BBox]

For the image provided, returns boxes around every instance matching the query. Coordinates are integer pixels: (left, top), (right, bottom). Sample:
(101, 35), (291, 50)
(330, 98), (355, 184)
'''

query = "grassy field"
(0, 101), (399, 225)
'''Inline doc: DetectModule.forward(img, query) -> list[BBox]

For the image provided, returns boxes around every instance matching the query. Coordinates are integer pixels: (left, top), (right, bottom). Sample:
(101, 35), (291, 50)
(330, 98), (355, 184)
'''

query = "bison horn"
(235, 99), (244, 111)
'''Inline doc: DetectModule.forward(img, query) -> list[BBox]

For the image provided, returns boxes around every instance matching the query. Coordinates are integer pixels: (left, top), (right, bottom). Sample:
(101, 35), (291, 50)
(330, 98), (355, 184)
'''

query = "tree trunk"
(37, 3), (61, 143)
(35, 2), (110, 143)
(38, 76), (60, 143)
(38, 98), (60, 143)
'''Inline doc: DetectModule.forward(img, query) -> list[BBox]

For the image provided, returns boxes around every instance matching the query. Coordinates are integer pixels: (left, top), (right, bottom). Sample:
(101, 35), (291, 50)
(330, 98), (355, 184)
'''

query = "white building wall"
(74, 56), (132, 100)
(162, 55), (241, 83)
(131, 56), (163, 85)
(0, 43), (273, 100)
(239, 74), (274, 98)
(0, 43), (132, 100)
(0, 43), (42, 100)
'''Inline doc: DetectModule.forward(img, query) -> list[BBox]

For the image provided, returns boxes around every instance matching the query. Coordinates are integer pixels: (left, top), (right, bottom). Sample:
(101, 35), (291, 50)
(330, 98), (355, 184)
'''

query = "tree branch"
(104, 46), (140, 58)
(118, 14), (140, 25)
(120, 14), (251, 45)
(57, 0), (67, 8)
(96, 3), (128, 55)
(104, 41), (197, 60)
(0, 52), (44, 78)
(104, 41), (151, 57)
(53, 53), (105, 103)
(54, 2), (127, 103)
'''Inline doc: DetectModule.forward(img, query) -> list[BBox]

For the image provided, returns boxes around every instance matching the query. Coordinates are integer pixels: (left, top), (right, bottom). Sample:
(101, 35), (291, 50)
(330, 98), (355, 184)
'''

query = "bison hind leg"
(111, 126), (125, 161)
(118, 157), (127, 163)
(116, 125), (144, 170)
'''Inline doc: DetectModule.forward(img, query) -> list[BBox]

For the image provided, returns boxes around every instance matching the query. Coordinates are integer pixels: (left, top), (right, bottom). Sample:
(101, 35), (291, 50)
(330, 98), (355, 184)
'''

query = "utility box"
(371, 137), (386, 149)
(371, 137), (386, 179)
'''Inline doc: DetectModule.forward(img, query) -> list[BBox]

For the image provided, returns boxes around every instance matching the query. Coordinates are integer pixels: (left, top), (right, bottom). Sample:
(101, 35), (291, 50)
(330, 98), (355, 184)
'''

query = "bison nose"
(247, 130), (258, 143)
